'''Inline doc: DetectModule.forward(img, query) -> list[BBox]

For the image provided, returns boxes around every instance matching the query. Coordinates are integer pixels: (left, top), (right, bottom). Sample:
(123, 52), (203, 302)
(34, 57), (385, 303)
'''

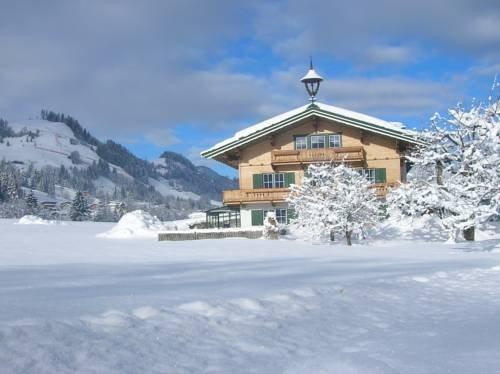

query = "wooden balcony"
(271, 146), (364, 166)
(223, 182), (398, 205)
(223, 188), (289, 205)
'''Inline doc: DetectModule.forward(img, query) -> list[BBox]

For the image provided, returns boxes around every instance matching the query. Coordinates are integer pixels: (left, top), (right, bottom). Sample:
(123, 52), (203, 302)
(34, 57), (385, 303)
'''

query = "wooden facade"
(202, 103), (418, 226)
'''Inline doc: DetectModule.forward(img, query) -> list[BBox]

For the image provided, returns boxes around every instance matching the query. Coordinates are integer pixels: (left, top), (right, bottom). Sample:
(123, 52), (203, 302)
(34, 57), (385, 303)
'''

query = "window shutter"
(251, 210), (263, 226)
(307, 136), (311, 149)
(285, 172), (295, 187)
(375, 168), (387, 183)
(286, 208), (296, 224)
(253, 174), (263, 189)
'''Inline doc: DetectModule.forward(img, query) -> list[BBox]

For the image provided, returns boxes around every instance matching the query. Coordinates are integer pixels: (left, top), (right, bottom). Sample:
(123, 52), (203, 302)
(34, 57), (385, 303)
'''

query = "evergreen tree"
(70, 191), (90, 221)
(25, 190), (39, 215)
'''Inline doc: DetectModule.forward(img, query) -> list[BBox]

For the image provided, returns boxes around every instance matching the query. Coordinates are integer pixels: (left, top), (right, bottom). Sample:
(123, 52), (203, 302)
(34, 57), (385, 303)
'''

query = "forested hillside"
(0, 111), (237, 221)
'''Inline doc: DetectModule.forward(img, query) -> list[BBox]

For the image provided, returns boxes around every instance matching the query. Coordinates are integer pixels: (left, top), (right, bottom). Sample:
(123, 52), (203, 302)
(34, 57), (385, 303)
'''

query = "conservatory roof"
(201, 102), (422, 160)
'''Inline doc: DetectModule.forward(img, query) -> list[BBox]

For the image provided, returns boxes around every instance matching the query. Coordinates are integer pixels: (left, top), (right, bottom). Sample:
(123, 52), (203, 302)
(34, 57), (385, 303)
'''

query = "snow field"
(0, 219), (499, 373)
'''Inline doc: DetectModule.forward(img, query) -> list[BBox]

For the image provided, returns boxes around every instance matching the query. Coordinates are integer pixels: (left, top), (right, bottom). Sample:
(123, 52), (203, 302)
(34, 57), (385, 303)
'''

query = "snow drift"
(98, 210), (206, 239)
(16, 215), (56, 225)
(97, 210), (167, 239)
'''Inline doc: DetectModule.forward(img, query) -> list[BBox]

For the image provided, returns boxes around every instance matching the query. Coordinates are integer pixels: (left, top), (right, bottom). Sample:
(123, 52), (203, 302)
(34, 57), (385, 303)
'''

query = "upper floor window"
(295, 136), (307, 150)
(262, 173), (285, 188)
(329, 134), (342, 148)
(274, 173), (285, 188)
(254, 172), (295, 189)
(310, 135), (326, 149)
(295, 134), (342, 149)
(263, 173), (274, 188)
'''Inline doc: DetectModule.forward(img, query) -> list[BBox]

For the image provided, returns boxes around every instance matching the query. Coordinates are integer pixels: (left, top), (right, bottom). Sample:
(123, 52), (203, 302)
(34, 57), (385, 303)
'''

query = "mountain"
(0, 111), (237, 219)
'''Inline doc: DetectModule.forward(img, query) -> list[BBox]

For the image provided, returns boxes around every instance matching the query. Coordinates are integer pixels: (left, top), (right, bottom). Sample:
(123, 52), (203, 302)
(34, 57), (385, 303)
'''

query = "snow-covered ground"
(1, 219), (499, 373)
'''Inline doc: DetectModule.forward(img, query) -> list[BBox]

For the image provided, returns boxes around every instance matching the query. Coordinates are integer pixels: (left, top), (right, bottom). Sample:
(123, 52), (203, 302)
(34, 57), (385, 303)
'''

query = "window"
(310, 135), (326, 149)
(274, 173), (285, 188)
(263, 209), (287, 225)
(275, 209), (287, 224)
(295, 136), (307, 150)
(263, 173), (274, 189)
(329, 134), (342, 148)
(363, 168), (375, 184)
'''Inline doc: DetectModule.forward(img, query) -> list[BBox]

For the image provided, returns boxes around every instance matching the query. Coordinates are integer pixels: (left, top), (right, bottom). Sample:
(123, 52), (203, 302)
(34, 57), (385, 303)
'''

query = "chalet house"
(201, 64), (421, 228)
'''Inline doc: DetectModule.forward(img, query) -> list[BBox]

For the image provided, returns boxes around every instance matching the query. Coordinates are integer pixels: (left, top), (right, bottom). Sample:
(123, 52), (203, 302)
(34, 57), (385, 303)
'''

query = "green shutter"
(253, 174), (263, 189)
(307, 136), (311, 149)
(285, 172), (295, 187)
(375, 168), (387, 183)
(251, 210), (263, 226)
(287, 208), (296, 224)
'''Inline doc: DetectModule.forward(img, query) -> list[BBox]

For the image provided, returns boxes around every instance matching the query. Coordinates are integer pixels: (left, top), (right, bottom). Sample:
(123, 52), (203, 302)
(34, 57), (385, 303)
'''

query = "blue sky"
(1, 1), (498, 177)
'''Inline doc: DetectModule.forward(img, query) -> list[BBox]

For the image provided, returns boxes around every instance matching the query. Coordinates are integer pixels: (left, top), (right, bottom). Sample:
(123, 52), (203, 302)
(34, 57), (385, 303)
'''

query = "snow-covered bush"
(288, 163), (382, 245)
(389, 83), (500, 241)
(263, 211), (279, 240)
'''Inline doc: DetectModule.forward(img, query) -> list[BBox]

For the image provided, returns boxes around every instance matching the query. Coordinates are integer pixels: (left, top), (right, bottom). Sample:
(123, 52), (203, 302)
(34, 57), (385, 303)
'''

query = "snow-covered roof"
(201, 102), (421, 160)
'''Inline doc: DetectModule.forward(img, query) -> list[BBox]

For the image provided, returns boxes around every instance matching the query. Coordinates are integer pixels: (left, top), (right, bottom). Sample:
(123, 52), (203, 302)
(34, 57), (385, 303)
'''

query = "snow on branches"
(288, 163), (382, 245)
(389, 82), (500, 241)
(263, 211), (279, 240)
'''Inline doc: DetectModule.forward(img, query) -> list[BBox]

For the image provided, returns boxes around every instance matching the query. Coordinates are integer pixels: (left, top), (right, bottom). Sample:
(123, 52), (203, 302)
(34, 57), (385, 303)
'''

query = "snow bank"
(97, 210), (166, 239)
(371, 214), (448, 242)
(98, 210), (207, 239)
(16, 215), (55, 225)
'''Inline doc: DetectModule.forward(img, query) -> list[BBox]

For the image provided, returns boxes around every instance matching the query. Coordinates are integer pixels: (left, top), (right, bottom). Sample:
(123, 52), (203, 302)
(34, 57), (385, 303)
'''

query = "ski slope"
(1, 120), (202, 201)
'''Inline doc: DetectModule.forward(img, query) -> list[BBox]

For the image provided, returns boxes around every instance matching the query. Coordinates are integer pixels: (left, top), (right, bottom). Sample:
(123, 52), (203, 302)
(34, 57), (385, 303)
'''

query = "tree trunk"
(329, 230), (335, 242)
(436, 161), (443, 185)
(345, 230), (352, 246)
(463, 226), (475, 241)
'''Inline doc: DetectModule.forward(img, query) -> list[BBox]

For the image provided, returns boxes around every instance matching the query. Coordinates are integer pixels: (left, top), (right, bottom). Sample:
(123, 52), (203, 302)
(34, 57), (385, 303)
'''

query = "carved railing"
(223, 188), (289, 205)
(271, 146), (364, 165)
(223, 181), (398, 204)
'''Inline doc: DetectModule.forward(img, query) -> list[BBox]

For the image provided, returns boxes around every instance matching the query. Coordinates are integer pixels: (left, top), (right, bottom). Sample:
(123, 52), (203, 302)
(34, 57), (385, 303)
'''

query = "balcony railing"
(223, 188), (289, 205)
(271, 146), (364, 165)
(223, 182), (398, 205)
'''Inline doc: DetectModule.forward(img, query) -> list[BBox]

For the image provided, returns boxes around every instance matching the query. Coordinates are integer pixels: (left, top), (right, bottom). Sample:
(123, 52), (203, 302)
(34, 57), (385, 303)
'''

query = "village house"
(201, 63), (421, 228)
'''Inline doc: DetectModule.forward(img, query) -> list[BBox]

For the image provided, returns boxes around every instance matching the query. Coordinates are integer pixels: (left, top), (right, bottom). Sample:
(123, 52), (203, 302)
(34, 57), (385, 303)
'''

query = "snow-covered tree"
(263, 211), (279, 240)
(288, 163), (382, 245)
(70, 191), (90, 221)
(25, 190), (39, 215)
(389, 83), (500, 241)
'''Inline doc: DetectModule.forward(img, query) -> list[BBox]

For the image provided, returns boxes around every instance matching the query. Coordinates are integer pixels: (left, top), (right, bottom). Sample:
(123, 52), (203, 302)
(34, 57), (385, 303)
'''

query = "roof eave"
(201, 107), (423, 159)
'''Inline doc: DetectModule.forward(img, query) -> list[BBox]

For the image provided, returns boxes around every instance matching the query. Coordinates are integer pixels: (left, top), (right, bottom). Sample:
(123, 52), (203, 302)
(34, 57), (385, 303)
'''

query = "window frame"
(363, 168), (375, 184)
(274, 173), (285, 188)
(294, 136), (307, 150)
(262, 173), (274, 189)
(275, 208), (287, 224)
(329, 134), (342, 148)
(310, 135), (326, 149)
